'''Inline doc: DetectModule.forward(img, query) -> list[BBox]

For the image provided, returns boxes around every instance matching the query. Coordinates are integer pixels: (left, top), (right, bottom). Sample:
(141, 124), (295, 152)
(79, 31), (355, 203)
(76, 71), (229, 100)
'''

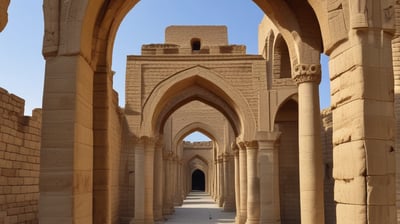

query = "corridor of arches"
(37, 0), (398, 224)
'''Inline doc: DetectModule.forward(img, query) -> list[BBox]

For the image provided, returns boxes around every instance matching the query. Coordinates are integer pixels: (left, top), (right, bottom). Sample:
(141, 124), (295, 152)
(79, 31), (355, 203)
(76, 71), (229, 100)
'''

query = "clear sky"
(0, 1), (330, 141)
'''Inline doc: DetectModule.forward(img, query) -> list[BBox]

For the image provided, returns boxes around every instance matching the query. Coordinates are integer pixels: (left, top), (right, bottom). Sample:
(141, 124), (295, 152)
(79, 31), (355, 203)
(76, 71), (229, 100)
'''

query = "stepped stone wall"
(0, 88), (41, 224)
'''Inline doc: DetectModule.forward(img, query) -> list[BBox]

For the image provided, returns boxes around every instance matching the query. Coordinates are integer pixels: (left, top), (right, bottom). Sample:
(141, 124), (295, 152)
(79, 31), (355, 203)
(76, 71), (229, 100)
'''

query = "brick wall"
(0, 88), (41, 224)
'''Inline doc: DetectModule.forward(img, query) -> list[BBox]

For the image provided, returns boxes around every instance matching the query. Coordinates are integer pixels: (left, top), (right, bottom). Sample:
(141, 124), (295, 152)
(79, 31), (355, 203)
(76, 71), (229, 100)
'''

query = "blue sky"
(0, 1), (330, 141)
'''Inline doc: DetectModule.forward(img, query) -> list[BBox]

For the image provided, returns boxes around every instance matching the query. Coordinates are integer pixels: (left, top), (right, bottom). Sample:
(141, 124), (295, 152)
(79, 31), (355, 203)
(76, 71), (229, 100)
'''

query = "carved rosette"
(293, 64), (321, 85)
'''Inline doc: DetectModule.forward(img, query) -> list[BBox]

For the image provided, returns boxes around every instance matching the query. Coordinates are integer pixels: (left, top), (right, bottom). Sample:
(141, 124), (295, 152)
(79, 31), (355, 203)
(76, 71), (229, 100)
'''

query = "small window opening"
(191, 38), (201, 51)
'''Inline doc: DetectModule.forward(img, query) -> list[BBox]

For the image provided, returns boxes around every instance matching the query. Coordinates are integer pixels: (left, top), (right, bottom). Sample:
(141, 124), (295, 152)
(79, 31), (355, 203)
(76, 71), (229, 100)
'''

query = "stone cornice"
(293, 64), (321, 85)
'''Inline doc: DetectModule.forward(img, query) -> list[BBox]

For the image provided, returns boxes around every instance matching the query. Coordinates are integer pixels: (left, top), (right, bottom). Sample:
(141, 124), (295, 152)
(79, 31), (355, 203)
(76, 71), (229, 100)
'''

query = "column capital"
(222, 152), (234, 161)
(256, 131), (281, 150)
(231, 142), (240, 155)
(244, 140), (259, 150)
(293, 64), (321, 85)
(163, 151), (175, 161)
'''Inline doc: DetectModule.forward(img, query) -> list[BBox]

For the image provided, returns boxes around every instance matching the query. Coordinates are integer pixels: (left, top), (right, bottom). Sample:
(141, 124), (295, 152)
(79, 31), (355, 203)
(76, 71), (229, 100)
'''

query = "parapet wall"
(0, 88), (41, 224)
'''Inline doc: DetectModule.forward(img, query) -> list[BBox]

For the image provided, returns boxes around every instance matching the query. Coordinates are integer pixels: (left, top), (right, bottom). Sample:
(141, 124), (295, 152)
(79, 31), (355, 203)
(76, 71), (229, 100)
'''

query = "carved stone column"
(233, 144), (241, 223)
(245, 141), (260, 224)
(162, 151), (174, 215)
(218, 155), (225, 207)
(172, 155), (179, 206)
(153, 139), (164, 221)
(144, 137), (156, 224)
(214, 158), (219, 202)
(238, 143), (247, 224)
(293, 64), (325, 224)
(258, 131), (281, 224)
(133, 138), (145, 224)
(223, 153), (235, 211)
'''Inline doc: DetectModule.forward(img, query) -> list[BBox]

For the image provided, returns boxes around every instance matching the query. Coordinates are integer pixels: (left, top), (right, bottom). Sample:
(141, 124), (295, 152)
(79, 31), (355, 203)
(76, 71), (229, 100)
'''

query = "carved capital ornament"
(293, 64), (321, 85)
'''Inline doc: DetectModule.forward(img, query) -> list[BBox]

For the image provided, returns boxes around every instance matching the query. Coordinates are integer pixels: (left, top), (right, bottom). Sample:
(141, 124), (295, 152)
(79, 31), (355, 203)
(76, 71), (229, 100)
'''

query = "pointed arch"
(141, 66), (256, 141)
(273, 34), (292, 79)
(172, 122), (221, 153)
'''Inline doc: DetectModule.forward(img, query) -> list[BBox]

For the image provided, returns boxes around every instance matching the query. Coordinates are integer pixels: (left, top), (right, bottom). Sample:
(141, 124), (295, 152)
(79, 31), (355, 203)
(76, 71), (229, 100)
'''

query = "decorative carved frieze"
(293, 64), (321, 85)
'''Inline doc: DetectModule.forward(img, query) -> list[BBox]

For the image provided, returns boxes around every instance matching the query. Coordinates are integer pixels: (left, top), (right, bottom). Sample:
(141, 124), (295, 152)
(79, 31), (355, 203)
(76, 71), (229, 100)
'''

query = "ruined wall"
(0, 88), (41, 224)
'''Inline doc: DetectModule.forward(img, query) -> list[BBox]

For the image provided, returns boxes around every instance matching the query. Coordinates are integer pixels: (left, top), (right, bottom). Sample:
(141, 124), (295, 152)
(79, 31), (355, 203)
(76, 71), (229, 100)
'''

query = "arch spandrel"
(140, 66), (256, 141)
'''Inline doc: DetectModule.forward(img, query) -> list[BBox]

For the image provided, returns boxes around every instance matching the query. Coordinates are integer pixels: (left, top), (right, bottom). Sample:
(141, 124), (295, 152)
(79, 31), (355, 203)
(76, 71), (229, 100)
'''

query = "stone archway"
(39, 1), (398, 224)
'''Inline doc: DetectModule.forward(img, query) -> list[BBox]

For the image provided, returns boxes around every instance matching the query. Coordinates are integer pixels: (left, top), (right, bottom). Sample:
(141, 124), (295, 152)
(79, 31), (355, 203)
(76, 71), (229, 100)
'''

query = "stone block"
(367, 175), (396, 205)
(39, 171), (73, 193)
(334, 176), (366, 205)
(39, 193), (73, 218)
(333, 140), (366, 179)
(367, 205), (397, 224)
(363, 100), (394, 141)
(336, 203), (366, 224)
(364, 140), (395, 176)
(332, 100), (364, 145)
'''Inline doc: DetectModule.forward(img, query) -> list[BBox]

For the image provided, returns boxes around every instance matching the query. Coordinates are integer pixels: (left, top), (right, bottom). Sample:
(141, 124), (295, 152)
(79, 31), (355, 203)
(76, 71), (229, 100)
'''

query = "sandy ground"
(162, 192), (236, 224)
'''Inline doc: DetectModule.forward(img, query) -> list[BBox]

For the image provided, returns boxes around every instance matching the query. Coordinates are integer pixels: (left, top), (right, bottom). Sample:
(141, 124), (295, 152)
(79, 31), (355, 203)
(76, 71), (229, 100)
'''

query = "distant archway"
(191, 169), (205, 191)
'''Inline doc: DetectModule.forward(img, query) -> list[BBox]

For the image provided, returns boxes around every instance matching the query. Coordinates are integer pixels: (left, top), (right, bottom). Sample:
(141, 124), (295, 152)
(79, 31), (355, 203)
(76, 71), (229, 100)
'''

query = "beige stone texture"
(0, 0), (396, 223)
(0, 88), (41, 224)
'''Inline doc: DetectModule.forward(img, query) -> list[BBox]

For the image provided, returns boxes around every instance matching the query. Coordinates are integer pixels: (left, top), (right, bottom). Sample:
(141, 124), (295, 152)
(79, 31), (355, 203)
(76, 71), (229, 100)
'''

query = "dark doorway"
(191, 169), (205, 191)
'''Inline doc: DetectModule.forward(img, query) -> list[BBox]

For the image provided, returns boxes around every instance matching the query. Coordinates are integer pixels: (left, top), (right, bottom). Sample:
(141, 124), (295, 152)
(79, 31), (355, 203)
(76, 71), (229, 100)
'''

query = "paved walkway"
(163, 192), (236, 224)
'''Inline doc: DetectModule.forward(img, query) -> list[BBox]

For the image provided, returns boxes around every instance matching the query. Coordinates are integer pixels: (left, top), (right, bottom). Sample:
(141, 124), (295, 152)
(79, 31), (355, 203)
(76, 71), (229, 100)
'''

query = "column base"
(235, 215), (243, 224)
(162, 207), (174, 216)
(259, 220), (281, 224)
(223, 200), (236, 212)
(245, 218), (260, 224)
(130, 218), (154, 224)
(130, 218), (143, 224)
(237, 215), (247, 224)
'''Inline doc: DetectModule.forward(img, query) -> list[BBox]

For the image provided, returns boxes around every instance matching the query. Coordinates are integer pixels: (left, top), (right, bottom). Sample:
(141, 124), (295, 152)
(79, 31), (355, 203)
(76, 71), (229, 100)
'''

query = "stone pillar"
(233, 145), (241, 223)
(245, 141), (260, 224)
(218, 155), (225, 207)
(162, 151), (174, 215)
(133, 137), (156, 224)
(133, 139), (145, 224)
(223, 153), (235, 211)
(293, 64), (325, 224)
(330, 26), (396, 223)
(39, 55), (94, 223)
(172, 155), (179, 206)
(144, 138), (155, 224)
(214, 158), (219, 201)
(179, 159), (185, 204)
(153, 140), (164, 221)
(257, 131), (281, 224)
(238, 143), (247, 224)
